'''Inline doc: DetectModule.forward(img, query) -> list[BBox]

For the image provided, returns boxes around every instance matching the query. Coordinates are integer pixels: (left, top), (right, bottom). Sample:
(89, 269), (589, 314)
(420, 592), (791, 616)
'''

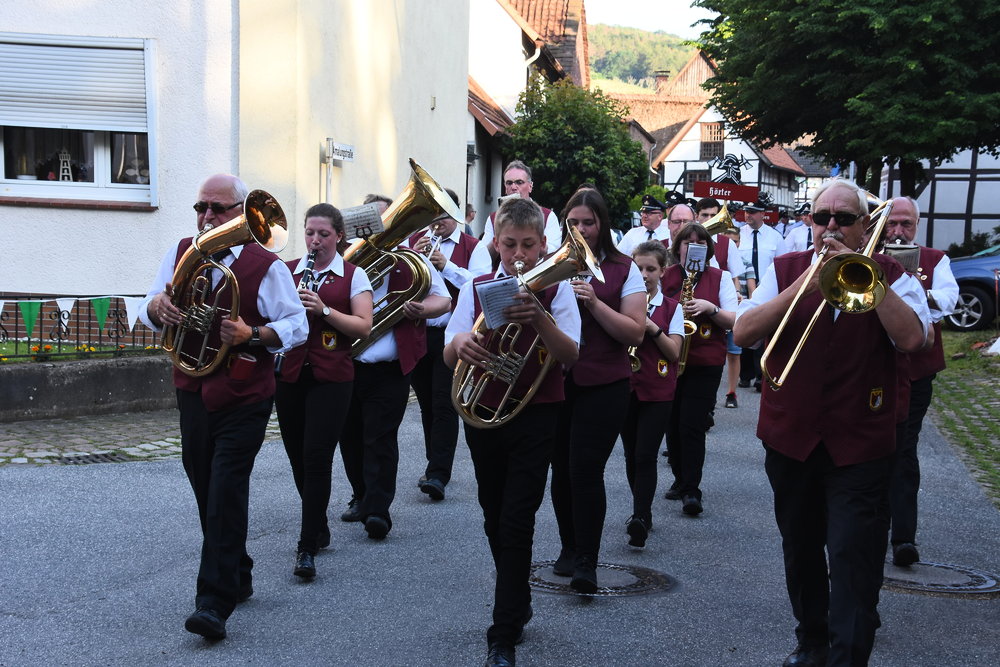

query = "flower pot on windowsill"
(16, 174), (38, 180)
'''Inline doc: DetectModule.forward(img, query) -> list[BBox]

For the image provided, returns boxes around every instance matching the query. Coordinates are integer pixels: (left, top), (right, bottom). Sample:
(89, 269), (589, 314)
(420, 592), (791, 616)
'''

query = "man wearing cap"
(784, 204), (814, 253)
(617, 193), (670, 255)
(738, 197), (786, 391)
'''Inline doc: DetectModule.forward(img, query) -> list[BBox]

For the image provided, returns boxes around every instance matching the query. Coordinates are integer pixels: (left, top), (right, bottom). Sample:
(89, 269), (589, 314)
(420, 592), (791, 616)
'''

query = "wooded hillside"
(588, 24), (696, 89)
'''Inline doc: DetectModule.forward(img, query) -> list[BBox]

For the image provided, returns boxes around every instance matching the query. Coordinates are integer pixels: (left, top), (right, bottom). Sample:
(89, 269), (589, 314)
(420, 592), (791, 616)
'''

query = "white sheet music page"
(475, 276), (521, 329)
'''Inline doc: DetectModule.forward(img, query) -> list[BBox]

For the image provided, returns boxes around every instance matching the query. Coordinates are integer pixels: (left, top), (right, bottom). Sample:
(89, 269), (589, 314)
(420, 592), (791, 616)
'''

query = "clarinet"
(275, 250), (318, 375)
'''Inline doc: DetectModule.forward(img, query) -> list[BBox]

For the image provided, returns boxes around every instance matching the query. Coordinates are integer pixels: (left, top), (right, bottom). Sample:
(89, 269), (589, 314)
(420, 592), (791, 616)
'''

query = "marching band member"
(406, 188), (479, 501)
(620, 241), (684, 548)
(444, 197), (581, 667)
(662, 223), (738, 515)
(275, 204), (373, 579)
(549, 188), (647, 592)
(885, 196), (958, 567)
(140, 174), (308, 640)
(734, 178), (929, 666)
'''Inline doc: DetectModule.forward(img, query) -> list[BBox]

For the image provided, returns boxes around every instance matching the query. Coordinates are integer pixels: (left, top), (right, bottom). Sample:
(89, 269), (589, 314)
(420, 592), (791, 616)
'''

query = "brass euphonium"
(452, 226), (604, 429)
(344, 159), (461, 357)
(700, 202), (736, 236)
(162, 190), (288, 377)
(676, 272), (698, 377)
(628, 292), (655, 372)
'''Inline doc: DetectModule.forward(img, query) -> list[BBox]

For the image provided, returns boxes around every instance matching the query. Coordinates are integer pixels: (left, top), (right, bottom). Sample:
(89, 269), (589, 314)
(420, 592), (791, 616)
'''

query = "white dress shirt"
(291, 252), (374, 299)
(709, 235), (744, 278)
(415, 226), (476, 329)
(783, 225), (813, 253)
(922, 253), (959, 323)
(617, 224), (671, 256)
(139, 241), (308, 353)
(650, 289), (686, 336)
(481, 207), (563, 253)
(445, 267), (582, 348)
(739, 223), (787, 280)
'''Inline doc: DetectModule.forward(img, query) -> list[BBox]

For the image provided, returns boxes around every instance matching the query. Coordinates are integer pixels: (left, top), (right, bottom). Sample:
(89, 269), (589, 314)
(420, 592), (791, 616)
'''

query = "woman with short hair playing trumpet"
(275, 203), (373, 579)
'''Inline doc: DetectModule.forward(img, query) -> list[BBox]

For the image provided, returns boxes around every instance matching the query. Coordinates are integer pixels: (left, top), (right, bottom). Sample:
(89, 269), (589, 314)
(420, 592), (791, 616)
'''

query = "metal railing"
(0, 294), (159, 362)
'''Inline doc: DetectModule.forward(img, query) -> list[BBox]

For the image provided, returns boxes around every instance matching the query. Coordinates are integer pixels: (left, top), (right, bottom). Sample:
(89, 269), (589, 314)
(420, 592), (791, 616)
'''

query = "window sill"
(0, 197), (157, 211)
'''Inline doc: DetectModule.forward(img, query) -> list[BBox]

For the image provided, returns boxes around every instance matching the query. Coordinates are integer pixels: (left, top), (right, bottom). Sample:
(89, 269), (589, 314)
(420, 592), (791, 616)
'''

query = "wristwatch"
(250, 325), (261, 346)
(711, 306), (720, 316)
(321, 306), (331, 318)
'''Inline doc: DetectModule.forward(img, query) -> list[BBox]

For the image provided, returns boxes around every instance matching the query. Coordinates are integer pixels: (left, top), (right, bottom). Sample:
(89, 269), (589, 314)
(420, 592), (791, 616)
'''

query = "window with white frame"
(0, 33), (157, 205)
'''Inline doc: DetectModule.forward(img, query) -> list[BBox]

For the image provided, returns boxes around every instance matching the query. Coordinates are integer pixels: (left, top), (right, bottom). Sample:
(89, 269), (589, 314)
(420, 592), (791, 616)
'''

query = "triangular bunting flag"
(19, 301), (41, 339)
(123, 297), (143, 332)
(55, 298), (76, 322)
(92, 297), (112, 333)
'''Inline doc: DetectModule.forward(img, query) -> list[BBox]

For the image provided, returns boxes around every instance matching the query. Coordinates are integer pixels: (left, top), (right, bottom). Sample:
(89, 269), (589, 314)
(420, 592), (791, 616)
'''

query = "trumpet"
(421, 221), (446, 257)
(760, 199), (893, 390)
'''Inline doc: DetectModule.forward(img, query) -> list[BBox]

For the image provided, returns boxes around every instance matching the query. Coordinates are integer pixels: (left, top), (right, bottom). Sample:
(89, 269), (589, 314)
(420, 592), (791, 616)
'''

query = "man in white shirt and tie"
(616, 194), (670, 255)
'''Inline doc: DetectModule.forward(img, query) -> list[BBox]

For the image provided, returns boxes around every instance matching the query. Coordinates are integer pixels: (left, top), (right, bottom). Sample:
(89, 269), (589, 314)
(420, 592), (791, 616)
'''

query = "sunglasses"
(812, 211), (861, 227)
(193, 201), (242, 215)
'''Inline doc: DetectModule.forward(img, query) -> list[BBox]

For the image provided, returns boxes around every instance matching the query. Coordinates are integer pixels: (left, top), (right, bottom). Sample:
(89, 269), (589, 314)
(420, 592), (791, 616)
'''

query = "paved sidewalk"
(1, 386), (998, 666)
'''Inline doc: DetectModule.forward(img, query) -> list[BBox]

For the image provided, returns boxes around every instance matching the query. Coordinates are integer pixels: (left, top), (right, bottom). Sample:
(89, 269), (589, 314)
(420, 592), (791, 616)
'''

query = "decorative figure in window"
(58, 149), (72, 181)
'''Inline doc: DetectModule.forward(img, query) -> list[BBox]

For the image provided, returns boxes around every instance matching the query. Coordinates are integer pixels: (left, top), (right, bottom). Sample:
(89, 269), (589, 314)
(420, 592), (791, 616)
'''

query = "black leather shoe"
(664, 481), (682, 500)
(571, 555), (598, 594)
(294, 551), (316, 578)
(364, 515), (390, 540)
(236, 584), (253, 603)
(626, 516), (650, 548)
(484, 640), (515, 666)
(418, 477), (446, 501)
(184, 607), (226, 640)
(682, 495), (703, 516)
(552, 547), (575, 577)
(892, 542), (920, 567)
(783, 643), (829, 666)
(340, 498), (363, 523)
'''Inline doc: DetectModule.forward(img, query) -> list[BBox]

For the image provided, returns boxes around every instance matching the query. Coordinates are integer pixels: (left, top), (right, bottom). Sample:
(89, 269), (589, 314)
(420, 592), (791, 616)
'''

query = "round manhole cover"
(529, 560), (676, 597)
(883, 560), (1000, 598)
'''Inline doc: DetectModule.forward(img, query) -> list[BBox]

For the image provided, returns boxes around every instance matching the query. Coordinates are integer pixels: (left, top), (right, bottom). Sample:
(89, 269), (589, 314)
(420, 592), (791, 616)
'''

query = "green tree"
(507, 77), (648, 225)
(695, 0), (1000, 195)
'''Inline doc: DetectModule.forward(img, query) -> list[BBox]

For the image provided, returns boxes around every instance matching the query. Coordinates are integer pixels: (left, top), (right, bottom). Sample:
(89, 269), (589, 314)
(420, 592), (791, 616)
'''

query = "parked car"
(945, 244), (1000, 331)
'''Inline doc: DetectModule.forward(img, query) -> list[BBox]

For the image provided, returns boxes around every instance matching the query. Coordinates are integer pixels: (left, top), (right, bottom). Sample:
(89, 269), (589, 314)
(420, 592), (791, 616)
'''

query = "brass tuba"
(452, 225), (604, 429)
(344, 159), (461, 357)
(162, 190), (288, 377)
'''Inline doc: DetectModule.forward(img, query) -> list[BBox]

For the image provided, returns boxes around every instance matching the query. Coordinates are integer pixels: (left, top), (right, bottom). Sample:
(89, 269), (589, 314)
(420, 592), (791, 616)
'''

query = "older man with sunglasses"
(734, 178), (929, 667)
(140, 173), (307, 641)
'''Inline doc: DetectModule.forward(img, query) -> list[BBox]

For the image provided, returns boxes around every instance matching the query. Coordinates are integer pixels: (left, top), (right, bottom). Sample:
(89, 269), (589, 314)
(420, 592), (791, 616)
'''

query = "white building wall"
(469, 0), (528, 120)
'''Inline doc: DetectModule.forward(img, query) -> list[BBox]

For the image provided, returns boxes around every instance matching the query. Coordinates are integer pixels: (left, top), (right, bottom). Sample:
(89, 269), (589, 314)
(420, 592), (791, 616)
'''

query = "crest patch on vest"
(322, 330), (338, 350)
(869, 387), (884, 411)
(699, 323), (712, 338)
(657, 359), (669, 376)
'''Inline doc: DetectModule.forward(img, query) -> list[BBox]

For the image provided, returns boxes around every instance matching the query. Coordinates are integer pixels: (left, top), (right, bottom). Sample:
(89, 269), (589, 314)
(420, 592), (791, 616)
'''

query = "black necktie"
(646, 229), (654, 240)
(806, 227), (813, 249)
(752, 229), (760, 282)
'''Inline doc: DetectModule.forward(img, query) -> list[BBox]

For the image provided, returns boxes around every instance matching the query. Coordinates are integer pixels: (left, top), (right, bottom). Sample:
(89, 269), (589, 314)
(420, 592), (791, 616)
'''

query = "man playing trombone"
(733, 178), (929, 667)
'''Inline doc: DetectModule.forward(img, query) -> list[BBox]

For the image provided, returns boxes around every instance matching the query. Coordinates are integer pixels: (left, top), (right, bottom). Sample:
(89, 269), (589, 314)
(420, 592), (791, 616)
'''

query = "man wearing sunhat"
(738, 196), (786, 391)
(617, 193), (670, 255)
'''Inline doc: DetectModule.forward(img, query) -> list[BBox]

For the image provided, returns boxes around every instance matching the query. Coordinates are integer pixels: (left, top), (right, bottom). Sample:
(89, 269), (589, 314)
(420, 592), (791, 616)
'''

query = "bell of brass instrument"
(345, 159), (461, 357)
(162, 190), (288, 377)
(628, 292), (655, 372)
(452, 225), (604, 429)
(700, 203), (736, 236)
(760, 198), (893, 390)
(676, 272), (698, 377)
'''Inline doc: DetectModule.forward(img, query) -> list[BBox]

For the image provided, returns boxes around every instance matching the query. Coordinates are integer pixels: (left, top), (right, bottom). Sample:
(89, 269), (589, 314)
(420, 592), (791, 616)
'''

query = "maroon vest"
(470, 274), (564, 407)
(172, 240), (277, 411)
(570, 255), (633, 386)
(661, 265), (727, 366)
(713, 234), (730, 271)
(757, 251), (906, 465)
(631, 296), (680, 402)
(406, 230), (479, 305)
(389, 259), (427, 375)
(278, 258), (359, 384)
(907, 246), (946, 380)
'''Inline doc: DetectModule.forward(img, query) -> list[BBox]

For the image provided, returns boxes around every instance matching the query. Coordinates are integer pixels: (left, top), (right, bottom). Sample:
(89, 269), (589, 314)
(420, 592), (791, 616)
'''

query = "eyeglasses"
(812, 211), (861, 227)
(640, 210), (662, 216)
(193, 201), (242, 215)
(504, 179), (527, 187)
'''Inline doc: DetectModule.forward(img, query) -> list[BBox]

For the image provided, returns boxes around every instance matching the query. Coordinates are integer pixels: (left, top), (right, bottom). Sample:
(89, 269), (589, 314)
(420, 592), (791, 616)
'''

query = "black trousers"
(740, 345), (762, 384)
(550, 377), (630, 561)
(621, 394), (672, 523)
(466, 403), (557, 646)
(668, 364), (723, 500)
(410, 326), (459, 484)
(177, 389), (271, 619)
(339, 360), (410, 523)
(275, 369), (352, 553)
(765, 445), (891, 667)
(889, 373), (935, 545)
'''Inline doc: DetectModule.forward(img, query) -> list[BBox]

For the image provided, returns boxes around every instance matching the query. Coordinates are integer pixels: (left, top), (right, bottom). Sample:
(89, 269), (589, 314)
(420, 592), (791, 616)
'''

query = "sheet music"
(475, 276), (521, 329)
(685, 243), (708, 273)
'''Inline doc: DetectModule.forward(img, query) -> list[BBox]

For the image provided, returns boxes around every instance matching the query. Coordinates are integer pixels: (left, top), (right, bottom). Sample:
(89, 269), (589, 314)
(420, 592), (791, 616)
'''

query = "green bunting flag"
(19, 301), (41, 339)
(92, 297), (111, 333)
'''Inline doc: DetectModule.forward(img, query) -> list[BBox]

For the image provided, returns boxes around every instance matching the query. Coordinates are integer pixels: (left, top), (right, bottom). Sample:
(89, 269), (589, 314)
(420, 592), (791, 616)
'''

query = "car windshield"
(971, 244), (1000, 257)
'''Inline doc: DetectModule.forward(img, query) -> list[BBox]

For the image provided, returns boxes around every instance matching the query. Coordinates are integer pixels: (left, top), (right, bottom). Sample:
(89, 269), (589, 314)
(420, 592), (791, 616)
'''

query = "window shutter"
(0, 36), (148, 133)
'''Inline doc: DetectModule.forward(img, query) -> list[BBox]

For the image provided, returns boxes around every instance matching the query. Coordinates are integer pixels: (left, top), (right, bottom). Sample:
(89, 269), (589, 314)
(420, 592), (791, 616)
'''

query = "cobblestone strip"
(0, 410), (283, 466)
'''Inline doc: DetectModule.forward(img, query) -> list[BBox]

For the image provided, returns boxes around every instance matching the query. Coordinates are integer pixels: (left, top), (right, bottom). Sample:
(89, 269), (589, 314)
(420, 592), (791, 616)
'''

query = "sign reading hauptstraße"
(693, 181), (758, 202)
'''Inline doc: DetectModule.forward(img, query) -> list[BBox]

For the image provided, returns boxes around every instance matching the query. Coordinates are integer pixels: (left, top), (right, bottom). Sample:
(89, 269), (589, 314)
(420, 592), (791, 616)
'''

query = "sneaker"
(725, 392), (738, 408)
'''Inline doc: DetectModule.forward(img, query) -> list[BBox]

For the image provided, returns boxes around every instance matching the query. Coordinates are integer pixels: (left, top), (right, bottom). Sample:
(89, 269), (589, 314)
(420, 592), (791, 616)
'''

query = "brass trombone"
(760, 199), (894, 390)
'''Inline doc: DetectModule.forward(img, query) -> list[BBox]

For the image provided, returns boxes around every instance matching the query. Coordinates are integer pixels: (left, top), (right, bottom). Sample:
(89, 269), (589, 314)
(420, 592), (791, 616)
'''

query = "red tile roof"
(468, 76), (514, 137)
(506, 0), (589, 87)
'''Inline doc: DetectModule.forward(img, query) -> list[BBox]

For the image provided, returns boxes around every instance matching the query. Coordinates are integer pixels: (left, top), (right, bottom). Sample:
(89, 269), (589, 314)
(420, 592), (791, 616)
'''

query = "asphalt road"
(1, 387), (998, 666)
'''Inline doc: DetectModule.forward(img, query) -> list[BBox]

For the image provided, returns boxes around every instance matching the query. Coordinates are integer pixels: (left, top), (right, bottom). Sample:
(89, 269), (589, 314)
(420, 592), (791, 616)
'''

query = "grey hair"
(811, 178), (866, 214)
(230, 177), (250, 203)
(503, 160), (533, 181)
